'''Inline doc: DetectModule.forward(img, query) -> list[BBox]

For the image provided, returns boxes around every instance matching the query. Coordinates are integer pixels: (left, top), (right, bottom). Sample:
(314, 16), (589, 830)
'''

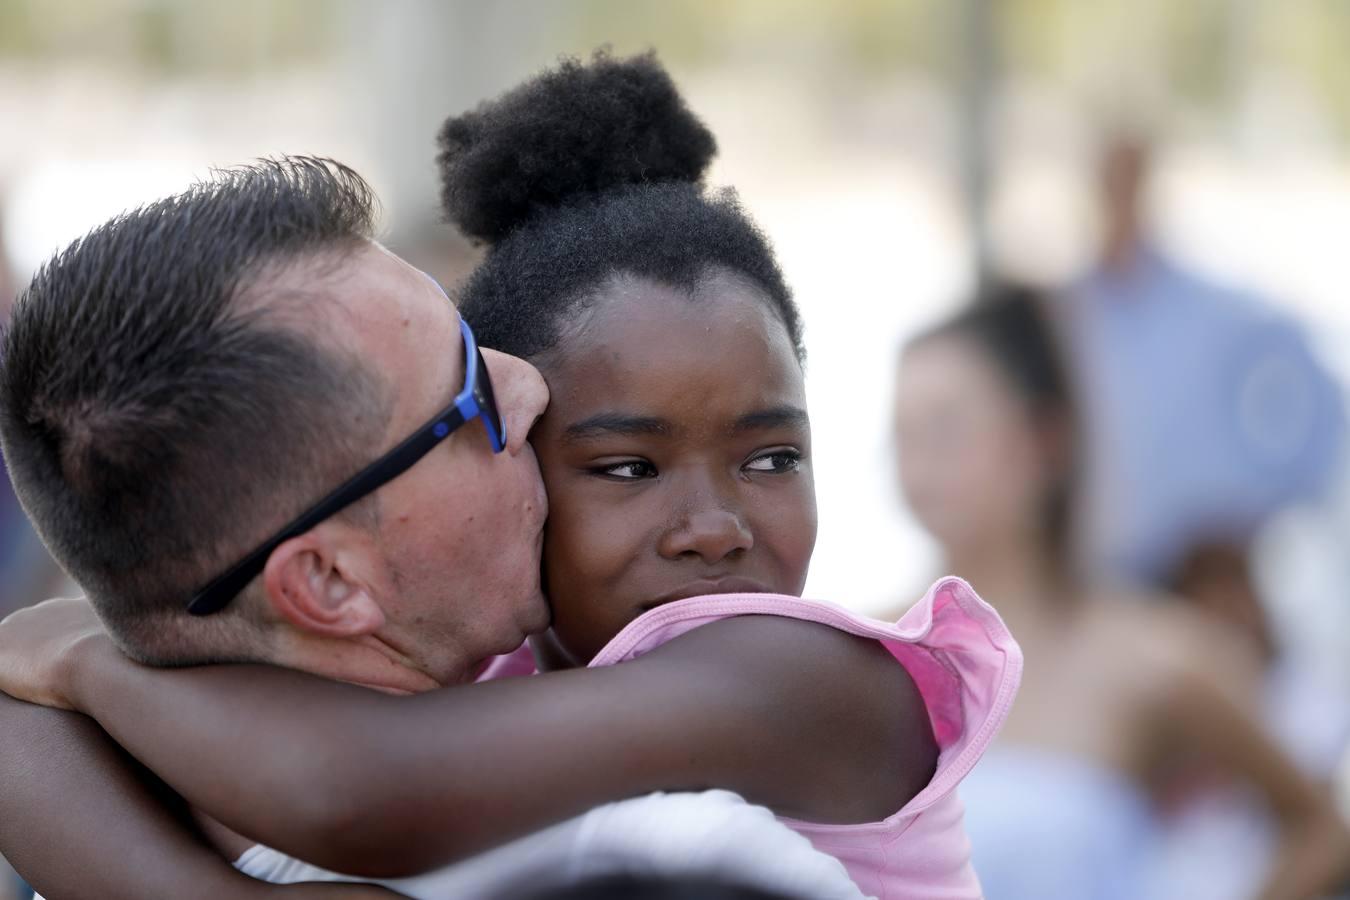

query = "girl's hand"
(0, 596), (113, 711)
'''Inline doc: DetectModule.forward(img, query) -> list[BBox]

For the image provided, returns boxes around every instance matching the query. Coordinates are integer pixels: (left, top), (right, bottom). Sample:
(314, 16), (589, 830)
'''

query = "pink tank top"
(481, 576), (1021, 900)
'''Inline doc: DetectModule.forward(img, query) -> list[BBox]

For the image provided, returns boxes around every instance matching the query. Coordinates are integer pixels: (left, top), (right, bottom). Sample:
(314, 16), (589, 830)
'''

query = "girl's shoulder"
(592, 579), (1022, 898)
(593, 577), (1018, 666)
(595, 577), (1024, 812)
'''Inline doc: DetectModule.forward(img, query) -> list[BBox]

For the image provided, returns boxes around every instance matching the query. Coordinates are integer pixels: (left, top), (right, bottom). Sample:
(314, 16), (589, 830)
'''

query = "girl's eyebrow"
(562, 413), (671, 442)
(561, 406), (808, 443)
(731, 405), (809, 434)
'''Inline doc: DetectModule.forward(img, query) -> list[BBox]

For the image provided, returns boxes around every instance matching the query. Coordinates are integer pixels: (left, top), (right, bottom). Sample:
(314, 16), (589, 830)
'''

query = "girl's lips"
(644, 577), (774, 610)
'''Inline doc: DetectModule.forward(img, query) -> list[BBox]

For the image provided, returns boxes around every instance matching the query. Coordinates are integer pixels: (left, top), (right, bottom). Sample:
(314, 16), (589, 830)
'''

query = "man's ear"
(260, 528), (386, 637)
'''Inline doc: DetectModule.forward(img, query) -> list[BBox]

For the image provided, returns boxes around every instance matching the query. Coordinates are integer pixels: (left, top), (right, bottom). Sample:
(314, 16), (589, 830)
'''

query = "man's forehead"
(366, 243), (461, 320)
(247, 244), (463, 381)
(312, 243), (458, 323)
(345, 249), (467, 418)
(415, 266), (452, 301)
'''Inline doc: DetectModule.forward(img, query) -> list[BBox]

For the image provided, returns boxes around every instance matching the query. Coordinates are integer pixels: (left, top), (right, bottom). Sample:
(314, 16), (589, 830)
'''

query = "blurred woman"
(892, 283), (1350, 900)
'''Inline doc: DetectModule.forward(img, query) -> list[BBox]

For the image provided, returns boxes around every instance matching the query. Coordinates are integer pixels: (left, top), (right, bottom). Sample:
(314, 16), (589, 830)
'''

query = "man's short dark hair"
(0, 157), (390, 663)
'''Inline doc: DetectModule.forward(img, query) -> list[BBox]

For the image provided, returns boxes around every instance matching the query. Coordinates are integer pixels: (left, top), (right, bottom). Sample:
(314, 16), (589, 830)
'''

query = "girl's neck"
(944, 531), (1074, 637)
(529, 630), (582, 672)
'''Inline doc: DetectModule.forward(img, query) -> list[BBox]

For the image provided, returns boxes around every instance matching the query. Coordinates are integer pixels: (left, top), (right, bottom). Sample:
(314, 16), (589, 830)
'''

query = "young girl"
(0, 53), (1019, 898)
(893, 284), (1350, 900)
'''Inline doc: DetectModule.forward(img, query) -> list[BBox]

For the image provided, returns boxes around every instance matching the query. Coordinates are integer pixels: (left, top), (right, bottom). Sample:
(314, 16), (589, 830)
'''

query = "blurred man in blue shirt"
(1061, 134), (1344, 594)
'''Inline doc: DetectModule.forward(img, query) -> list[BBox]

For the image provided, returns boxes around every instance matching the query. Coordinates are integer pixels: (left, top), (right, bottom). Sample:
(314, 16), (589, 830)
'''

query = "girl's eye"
(744, 449), (802, 474)
(594, 460), (658, 480)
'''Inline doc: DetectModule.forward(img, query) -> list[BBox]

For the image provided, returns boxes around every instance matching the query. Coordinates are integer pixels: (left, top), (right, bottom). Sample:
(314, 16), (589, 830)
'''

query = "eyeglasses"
(187, 316), (505, 616)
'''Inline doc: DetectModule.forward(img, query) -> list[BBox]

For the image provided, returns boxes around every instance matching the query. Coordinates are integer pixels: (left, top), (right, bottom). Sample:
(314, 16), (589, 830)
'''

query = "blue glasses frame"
(187, 317), (505, 616)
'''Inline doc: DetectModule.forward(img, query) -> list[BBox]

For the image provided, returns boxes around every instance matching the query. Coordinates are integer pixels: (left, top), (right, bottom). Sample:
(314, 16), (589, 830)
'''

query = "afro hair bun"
(436, 50), (717, 244)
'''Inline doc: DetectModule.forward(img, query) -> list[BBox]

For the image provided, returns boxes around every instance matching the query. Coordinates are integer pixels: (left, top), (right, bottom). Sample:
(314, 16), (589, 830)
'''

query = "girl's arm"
(1160, 648), (1350, 900)
(22, 611), (928, 879)
(0, 694), (402, 900)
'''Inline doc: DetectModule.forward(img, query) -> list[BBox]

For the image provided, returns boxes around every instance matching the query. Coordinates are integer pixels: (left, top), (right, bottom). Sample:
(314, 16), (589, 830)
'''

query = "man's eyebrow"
(732, 405), (810, 433)
(562, 413), (672, 442)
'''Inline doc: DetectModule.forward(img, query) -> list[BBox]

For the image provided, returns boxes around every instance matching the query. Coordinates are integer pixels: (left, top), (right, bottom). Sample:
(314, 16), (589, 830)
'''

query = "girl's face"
(894, 336), (1051, 554)
(528, 273), (816, 668)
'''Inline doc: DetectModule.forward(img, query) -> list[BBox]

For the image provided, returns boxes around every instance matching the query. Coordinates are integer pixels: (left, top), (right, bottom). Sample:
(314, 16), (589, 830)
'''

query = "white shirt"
(233, 789), (867, 899)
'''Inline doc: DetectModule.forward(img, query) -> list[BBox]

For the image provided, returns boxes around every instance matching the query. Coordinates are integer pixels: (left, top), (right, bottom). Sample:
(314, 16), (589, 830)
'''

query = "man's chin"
(520, 588), (553, 636)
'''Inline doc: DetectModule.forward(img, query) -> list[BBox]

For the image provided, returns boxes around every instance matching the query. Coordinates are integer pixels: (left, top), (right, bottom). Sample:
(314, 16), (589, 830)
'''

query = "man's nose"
(482, 348), (548, 456)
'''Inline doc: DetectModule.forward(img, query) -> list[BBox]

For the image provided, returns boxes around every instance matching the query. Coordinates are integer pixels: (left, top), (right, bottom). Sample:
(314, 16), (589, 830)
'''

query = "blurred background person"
(1053, 130), (1350, 900)
(891, 283), (1350, 900)
(1060, 128), (1344, 596)
(1156, 536), (1350, 900)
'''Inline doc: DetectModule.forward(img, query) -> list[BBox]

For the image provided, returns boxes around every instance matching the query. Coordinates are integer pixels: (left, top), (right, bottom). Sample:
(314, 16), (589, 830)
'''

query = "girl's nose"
(658, 505), (754, 564)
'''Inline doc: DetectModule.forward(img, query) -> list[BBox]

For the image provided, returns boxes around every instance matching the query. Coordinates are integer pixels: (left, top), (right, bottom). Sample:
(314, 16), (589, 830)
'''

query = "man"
(1, 157), (550, 678)
(1060, 131), (1344, 589)
(0, 158), (862, 898)
(1059, 133), (1350, 900)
